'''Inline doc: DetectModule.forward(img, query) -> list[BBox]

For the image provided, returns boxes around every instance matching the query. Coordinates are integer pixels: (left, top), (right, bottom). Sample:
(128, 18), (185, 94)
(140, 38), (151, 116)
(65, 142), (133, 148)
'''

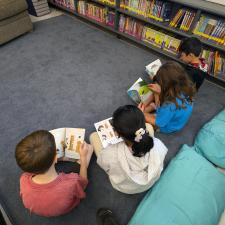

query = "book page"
(127, 78), (152, 104)
(145, 59), (162, 79)
(94, 118), (123, 148)
(49, 128), (66, 158)
(65, 128), (85, 159)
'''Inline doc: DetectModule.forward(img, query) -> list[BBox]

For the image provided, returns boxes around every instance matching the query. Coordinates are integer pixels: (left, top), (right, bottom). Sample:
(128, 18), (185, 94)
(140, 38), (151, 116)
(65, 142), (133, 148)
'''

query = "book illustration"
(94, 118), (123, 148)
(145, 59), (162, 79)
(49, 128), (85, 160)
(127, 78), (152, 104)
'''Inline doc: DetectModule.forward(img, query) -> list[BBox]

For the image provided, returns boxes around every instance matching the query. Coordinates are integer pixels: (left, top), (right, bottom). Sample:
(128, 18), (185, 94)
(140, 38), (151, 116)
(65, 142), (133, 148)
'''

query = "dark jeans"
(55, 161), (80, 174)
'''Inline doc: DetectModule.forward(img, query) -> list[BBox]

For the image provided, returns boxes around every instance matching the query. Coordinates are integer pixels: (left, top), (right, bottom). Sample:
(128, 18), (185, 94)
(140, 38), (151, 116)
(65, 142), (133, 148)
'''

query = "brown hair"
(15, 130), (56, 174)
(154, 61), (195, 108)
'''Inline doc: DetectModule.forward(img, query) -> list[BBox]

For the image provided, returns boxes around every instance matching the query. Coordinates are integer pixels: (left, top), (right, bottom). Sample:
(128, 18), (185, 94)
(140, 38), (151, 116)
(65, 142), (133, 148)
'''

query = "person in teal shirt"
(139, 61), (195, 133)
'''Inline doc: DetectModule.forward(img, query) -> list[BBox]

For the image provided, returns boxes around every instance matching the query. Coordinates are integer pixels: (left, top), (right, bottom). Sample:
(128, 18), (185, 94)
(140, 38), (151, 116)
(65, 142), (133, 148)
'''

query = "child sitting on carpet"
(15, 130), (90, 217)
(140, 61), (195, 133)
(179, 37), (208, 90)
(90, 105), (168, 194)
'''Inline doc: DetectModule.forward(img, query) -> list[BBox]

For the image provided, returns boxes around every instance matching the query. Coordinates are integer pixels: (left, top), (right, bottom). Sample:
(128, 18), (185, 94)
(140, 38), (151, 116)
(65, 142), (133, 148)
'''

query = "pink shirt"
(20, 172), (88, 217)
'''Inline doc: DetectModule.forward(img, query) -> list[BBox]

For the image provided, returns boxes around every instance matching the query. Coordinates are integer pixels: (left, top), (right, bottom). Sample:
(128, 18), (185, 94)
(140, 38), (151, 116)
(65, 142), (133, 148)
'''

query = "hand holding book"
(80, 142), (89, 159)
(148, 83), (161, 94)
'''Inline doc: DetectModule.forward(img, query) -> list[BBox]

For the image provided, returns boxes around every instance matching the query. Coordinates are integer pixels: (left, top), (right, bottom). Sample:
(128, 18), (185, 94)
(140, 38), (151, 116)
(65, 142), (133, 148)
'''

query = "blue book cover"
(162, 2), (172, 21)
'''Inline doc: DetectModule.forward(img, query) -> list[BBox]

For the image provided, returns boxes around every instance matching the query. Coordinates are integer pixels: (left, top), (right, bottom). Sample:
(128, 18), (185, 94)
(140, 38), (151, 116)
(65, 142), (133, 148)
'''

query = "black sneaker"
(96, 208), (118, 225)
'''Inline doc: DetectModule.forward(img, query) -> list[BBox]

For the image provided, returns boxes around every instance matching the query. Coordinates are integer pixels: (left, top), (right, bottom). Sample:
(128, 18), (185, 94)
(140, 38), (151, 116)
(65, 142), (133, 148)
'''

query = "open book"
(94, 118), (123, 148)
(49, 128), (93, 166)
(127, 78), (152, 104)
(145, 59), (162, 79)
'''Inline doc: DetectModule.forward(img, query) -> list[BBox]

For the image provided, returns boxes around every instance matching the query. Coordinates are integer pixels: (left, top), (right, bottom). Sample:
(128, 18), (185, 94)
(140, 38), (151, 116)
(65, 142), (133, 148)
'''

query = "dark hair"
(154, 61), (195, 108)
(112, 105), (153, 157)
(179, 37), (202, 57)
(15, 130), (56, 174)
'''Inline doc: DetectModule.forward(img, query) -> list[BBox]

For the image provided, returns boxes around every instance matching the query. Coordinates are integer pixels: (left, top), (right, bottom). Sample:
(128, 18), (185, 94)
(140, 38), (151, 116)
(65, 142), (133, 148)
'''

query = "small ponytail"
(112, 105), (154, 157)
(132, 129), (153, 157)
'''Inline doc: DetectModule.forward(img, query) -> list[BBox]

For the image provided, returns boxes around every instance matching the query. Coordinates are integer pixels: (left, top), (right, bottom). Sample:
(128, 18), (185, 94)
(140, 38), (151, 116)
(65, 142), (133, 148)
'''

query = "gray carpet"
(0, 14), (224, 225)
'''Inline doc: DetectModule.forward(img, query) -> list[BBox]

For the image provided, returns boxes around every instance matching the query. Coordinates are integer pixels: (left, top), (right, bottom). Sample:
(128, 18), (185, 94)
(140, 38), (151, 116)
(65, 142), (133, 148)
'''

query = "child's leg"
(145, 123), (154, 137)
(89, 132), (103, 157)
(55, 161), (80, 174)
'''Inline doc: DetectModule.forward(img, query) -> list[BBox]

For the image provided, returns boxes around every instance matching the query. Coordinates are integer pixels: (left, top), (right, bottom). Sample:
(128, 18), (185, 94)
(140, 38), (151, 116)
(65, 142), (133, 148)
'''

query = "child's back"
(156, 96), (193, 133)
(15, 130), (89, 217)
(20, 172), (87, 217)
(90, 105), (168, 194)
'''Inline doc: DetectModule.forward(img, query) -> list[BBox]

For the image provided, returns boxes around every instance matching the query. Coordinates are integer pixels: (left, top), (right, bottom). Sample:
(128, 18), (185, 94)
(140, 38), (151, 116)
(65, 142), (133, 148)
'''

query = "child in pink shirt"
(15, 130), (90, 217)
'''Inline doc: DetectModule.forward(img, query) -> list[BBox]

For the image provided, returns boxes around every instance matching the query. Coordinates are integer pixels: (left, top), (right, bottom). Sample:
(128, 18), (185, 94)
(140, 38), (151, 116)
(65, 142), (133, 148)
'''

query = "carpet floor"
(0, 14), (224, 225)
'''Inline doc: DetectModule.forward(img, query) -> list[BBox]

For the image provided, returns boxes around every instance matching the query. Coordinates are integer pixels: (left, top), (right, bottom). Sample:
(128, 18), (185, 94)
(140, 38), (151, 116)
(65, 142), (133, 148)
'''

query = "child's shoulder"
(20, 172), (32, 180)
(60, 172), (80, 181)
(190, 58), (208, 73)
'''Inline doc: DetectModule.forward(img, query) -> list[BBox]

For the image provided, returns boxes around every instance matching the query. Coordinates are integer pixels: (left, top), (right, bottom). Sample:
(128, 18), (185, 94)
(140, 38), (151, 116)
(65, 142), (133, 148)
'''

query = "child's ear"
(189, 53), (195, 58)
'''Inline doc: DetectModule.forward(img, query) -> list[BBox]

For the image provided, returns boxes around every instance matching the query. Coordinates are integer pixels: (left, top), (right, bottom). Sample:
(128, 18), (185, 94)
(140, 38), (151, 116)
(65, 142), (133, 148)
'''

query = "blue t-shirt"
(155, 97), (193, 133)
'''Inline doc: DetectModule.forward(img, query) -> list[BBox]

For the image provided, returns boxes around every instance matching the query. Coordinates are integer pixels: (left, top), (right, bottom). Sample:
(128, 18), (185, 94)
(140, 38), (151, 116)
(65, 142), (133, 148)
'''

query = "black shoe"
(96, 208), (118, 225)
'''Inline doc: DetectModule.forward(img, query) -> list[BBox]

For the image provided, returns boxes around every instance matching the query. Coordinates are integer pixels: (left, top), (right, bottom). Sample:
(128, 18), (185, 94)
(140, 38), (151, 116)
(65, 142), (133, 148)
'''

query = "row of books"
(119, 15), (181, 55)
(201, 50), (225, 78)
(52, 0), (75, 10)
(169, 8), (195, 32)
(193, 15), (225, 45)
(119, 15), (144, 39)
(78, 1), (115, 26)
(120, 0), (172, 22)
(96, 0), (115, 6)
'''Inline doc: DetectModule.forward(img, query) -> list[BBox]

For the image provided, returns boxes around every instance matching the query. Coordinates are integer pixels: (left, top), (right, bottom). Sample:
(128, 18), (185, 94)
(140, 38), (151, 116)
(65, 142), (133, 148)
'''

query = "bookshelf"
(48, 0), (225, 87)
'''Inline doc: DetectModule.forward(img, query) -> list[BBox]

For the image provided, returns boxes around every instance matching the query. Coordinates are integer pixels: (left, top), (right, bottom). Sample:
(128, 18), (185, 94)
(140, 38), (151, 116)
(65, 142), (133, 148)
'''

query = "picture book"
(145, 59), (162, 79)
(127, 78), (152, 104)
(50, 127), (85, 160)
(94, 118), (123, 148)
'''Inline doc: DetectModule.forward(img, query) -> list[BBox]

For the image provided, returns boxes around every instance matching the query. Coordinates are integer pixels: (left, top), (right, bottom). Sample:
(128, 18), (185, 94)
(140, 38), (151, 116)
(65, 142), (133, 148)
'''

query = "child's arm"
(144, 113), (156, 126)
(79, 142), (88, 180)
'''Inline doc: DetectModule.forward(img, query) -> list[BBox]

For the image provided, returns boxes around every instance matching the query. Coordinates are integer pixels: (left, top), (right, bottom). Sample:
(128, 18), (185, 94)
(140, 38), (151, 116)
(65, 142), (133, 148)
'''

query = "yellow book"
(154, 30), (165, 47)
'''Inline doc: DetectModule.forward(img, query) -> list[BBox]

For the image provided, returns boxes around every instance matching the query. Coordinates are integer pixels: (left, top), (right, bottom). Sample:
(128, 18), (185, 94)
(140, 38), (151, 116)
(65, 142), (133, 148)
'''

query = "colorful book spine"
(193, 15), (225, 45)
(119, 15), (144, 39)
(120, 0), (171, 22)
(141, 26), (181, 55)
(78, 1), (114, 26)
(170, 8), (195, 31)
(201, 49), (225, 78)
(54, 0), (75, 10)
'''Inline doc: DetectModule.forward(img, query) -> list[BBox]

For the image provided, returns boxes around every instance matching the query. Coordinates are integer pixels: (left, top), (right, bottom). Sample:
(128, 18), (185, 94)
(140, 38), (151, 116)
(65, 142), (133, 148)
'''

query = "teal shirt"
(156, 97), (193, 133)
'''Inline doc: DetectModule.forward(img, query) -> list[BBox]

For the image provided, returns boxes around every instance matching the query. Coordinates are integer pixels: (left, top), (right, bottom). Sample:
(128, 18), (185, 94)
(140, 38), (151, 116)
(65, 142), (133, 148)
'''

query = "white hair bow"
(134, 128), (145, 142)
